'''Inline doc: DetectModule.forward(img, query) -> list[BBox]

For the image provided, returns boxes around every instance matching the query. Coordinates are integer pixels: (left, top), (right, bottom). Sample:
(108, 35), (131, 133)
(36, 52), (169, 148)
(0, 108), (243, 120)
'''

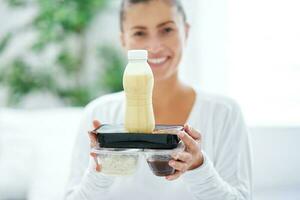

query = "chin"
(152, 70), (177, 82)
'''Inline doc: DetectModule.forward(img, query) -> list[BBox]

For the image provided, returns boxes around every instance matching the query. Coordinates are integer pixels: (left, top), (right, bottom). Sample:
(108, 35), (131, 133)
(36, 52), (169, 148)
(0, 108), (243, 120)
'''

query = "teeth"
(148, 57), (167, 64)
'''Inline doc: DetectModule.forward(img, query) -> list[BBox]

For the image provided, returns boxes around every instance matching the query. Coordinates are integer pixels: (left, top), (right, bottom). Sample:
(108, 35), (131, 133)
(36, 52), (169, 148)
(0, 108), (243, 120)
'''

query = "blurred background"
(0, 0), (299, 199)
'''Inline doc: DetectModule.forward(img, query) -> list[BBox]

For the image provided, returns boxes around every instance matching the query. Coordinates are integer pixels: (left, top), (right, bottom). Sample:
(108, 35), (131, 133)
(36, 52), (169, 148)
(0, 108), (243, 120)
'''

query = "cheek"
(167, 35), (183, 59)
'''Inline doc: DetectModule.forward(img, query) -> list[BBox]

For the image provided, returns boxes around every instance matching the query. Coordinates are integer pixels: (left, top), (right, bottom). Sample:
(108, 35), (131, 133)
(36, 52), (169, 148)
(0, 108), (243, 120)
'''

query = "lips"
(148, 57), (169, 68)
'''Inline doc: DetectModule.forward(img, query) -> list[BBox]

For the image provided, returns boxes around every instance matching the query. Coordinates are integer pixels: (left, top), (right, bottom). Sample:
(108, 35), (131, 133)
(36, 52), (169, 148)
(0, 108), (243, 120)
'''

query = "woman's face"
(121, 0), (189, 81)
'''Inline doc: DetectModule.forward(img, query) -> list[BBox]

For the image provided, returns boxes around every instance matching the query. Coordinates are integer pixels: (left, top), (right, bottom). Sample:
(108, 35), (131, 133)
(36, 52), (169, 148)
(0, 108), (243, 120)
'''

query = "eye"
(163, 27), (173, 33)
(133, 31), (146, 37)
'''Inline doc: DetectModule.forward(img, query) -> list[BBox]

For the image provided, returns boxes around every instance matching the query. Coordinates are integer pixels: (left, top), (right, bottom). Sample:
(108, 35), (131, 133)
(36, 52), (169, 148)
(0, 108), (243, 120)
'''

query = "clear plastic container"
(91, 148), (140, 176)
(143, 142), (185, 176)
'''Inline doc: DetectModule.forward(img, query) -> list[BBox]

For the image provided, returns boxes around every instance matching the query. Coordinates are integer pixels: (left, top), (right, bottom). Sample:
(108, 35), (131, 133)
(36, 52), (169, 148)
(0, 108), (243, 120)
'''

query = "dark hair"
(119, 0), (187, 31)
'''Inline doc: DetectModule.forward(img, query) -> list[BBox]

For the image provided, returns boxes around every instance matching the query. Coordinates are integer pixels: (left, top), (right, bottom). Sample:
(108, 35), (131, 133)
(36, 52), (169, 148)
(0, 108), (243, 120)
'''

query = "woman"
(65, 0), (252, 199)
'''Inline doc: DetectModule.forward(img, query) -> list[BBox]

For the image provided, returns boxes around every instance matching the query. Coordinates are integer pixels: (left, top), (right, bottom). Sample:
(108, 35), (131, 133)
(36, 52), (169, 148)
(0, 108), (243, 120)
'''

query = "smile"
(148, 57), (168, 65)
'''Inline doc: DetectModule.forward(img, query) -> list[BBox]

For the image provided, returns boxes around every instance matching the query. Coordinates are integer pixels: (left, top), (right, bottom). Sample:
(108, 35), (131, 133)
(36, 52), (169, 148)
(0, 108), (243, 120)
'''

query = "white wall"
(183, 0), (300, 126)
(180, 0), (228, 95)
(227, 0), (300, 126)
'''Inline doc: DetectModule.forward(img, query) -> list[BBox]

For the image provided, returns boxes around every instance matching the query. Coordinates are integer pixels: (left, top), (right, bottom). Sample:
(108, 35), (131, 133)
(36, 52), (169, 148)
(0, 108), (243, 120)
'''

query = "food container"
(91, 148), (140, 176)
(143, 142), (185, 176)
(97, 124), (183, 149)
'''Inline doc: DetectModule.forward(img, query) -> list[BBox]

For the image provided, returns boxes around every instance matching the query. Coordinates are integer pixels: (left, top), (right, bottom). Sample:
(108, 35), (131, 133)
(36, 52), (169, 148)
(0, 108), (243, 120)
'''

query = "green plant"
(98, 45), (125, 93)
(0, 0), (124, 107)
(0, 58), (55, 105)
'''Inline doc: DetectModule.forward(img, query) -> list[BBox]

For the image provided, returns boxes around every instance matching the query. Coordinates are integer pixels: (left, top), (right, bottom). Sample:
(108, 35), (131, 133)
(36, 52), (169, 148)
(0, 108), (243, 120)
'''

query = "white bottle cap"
(128, 50), (148, 60)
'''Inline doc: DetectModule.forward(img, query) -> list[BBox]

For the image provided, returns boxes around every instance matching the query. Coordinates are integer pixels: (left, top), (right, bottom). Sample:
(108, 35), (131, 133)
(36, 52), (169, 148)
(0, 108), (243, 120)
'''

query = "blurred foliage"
(98, 45), (125, 93)
(56, 49), (81, 75)
(56, 86), (92, 107)
(29, 0), (107, 51)
(0, 33), (12, 54)
(0, 0), (125, 107)
(0, 58), (55, 105)
(7, 0), (27, 6)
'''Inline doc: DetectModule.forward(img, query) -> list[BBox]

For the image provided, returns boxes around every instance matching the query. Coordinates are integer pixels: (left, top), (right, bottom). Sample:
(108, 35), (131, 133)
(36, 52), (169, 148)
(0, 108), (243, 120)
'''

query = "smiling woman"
(117, 0), (195, 126)
(120, 0), (189, 83)
(65, 1), (252, 200)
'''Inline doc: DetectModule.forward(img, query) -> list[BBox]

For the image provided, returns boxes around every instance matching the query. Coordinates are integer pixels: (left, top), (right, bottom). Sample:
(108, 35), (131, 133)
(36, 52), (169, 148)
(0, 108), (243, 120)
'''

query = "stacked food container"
(91, 124), (184, 176)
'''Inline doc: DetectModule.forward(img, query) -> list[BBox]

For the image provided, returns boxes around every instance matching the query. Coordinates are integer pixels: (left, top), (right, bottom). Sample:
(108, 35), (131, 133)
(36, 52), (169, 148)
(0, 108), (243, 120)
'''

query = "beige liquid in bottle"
(123, 50), (155, 133)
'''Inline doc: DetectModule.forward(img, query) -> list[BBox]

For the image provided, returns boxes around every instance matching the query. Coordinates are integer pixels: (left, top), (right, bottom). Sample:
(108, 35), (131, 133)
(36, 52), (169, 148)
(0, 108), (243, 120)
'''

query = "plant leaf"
(0, 33), (12, 54)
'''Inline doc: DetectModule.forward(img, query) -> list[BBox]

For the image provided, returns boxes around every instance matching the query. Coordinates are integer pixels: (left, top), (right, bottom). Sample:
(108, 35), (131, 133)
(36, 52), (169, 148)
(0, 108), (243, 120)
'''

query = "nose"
(146, 36), (163, 54)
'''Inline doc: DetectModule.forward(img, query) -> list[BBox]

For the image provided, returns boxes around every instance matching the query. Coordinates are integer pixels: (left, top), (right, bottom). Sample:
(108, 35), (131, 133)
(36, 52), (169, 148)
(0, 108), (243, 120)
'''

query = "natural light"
(181, 0), (300, 126)
(228, 0), (300, 126)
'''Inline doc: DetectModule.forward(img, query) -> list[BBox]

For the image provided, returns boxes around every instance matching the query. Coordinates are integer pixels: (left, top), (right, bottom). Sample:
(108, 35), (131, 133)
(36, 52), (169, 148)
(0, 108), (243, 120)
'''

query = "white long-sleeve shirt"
(65, 89), (252, 200)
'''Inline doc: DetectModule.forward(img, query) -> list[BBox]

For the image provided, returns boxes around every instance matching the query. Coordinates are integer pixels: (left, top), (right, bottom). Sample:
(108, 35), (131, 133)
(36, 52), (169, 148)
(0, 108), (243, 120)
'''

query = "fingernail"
(186, 125), (191, 132)
(178, 131), (184, 138)
(185, 124), (189, 129)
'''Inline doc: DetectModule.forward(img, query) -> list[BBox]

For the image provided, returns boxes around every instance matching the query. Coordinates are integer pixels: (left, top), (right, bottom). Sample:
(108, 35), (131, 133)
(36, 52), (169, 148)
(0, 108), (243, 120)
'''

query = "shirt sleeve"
(64, 104), (115, 200)
(181, 102), (253, 200)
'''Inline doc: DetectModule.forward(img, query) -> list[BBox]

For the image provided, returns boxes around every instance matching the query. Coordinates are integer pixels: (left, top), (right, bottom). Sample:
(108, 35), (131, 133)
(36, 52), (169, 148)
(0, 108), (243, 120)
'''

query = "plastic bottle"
(123, 50), (155, 133)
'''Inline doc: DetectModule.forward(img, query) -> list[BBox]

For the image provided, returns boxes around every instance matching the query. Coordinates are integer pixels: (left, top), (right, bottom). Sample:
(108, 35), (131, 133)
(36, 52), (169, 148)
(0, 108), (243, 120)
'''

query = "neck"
(153, 73), (185, 106)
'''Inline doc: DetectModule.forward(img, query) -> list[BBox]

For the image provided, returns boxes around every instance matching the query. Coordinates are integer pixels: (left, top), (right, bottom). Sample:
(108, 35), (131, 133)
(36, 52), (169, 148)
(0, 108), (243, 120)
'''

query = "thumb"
(89, 152), (102, 172)
(93, 120), (101, 129)
(184, 124), (201, 141)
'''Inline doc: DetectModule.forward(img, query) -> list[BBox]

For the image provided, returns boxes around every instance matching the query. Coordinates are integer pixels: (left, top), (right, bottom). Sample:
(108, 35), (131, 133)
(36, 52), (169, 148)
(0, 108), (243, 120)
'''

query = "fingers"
(89, 119), (101, 147)
(88, 132), (97, 148)
(165, 170), (182, 181)
(167, 152), (191, 180)
(90, 152), (102, 172)
(177, 131), (198, 153)
(183, 124), (201, 141)
(172, 152), (192, 163)
(169, 160), (189, 173)
(93, 120), (101, 130)
(89, 119), (102, 172)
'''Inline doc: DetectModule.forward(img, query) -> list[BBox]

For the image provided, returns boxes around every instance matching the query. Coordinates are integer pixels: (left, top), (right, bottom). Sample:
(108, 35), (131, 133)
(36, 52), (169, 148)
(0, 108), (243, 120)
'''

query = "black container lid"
(97, 124), (183, 149)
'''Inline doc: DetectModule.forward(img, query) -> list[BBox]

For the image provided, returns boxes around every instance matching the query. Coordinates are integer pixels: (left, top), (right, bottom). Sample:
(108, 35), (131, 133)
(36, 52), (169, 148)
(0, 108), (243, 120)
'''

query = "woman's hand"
(166, 124), (204, 181)
(88, 120), (102, 172)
